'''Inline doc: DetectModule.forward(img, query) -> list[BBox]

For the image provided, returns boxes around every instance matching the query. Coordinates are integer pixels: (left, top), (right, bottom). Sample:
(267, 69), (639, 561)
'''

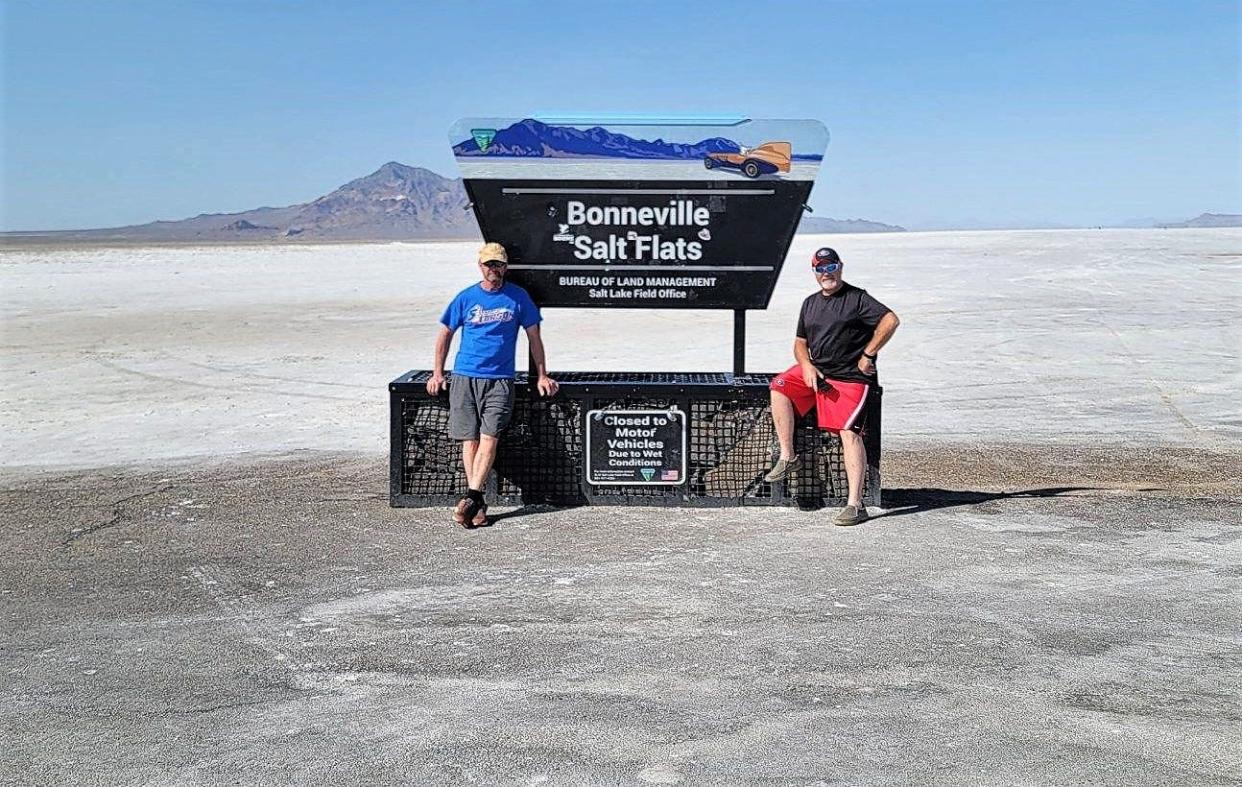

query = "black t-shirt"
(796, 282), (891, 383)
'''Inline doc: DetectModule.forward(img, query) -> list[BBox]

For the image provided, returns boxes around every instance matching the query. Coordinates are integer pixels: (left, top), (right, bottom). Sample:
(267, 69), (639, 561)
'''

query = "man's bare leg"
(470, 434), (499, 493)
(764, 390), (805, 483)
(452, 439), (483, 525)
(461, 440), (479, 489)
(839, 429), (867, 508)
(770, 389), (796, 460)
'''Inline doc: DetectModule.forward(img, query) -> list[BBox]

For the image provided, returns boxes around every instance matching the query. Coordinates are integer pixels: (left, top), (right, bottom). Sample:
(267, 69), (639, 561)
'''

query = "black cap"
(812, 247), (841, 266)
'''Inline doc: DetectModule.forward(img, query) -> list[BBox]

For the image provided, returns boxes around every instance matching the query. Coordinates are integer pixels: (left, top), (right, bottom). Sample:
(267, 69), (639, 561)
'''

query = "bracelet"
(862, 351), (878, 361)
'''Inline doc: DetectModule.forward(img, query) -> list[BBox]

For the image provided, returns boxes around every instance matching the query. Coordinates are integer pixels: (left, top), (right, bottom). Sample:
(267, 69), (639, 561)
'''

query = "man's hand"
(800, 362), (823, 390)
(426, 372), (447, 396)
(428, 325), (453, 396)
(857, 355), (876, 376)
(536, 375), (559, 397)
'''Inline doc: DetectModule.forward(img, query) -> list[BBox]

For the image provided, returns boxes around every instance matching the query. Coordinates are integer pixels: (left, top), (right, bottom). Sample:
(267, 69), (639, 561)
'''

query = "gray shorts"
(448, 376), (515, 440)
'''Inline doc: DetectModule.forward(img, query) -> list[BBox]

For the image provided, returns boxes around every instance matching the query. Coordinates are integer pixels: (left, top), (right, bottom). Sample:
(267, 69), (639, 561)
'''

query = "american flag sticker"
(661, 469), (679, 481)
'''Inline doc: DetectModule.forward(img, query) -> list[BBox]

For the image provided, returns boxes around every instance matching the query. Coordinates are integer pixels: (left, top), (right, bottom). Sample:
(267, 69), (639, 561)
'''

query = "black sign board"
(451, 117), (828, 310)
(586, 408), (686, 486)
(461, 179), (813, 309)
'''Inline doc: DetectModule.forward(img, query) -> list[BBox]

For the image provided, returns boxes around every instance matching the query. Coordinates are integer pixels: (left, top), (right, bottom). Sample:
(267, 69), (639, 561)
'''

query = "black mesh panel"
(393, 372), (879, 508)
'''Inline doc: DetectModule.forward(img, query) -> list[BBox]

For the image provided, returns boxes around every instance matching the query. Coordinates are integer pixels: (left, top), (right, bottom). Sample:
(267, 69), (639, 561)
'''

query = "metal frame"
(390, 371), (881, 510)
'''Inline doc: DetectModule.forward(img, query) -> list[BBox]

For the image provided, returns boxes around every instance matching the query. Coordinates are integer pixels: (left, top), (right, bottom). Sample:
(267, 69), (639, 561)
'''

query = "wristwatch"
(862, 351), (878, 361)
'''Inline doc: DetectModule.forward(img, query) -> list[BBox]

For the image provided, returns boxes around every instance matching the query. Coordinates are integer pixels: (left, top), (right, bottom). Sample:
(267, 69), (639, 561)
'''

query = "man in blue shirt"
(426, 242), (558, 527)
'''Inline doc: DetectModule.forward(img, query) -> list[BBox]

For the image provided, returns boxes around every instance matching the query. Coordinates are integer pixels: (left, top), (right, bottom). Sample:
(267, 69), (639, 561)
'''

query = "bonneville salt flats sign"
(450, 116), (829, 309)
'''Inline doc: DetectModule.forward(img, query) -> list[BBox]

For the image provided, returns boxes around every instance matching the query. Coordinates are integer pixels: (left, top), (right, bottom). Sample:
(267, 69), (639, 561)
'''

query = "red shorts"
(769, 366), (873, 432)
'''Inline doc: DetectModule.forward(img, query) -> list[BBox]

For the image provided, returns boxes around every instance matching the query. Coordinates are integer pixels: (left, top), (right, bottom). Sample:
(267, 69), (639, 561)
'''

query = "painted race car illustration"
(703, 141), (792, 178)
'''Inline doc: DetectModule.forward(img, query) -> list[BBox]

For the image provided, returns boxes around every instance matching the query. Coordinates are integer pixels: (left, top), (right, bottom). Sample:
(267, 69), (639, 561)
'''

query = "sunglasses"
(813, 262), (841, 274)
(481, 260), (508, 270)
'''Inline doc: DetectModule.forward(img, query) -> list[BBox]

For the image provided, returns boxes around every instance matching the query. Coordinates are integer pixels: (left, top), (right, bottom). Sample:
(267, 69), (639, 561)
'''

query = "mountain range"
(3, 162), (904, 243)
(1157, 213), (1242, 229)
(9, 161), (1233, 244)
(799, 216), (905, 233)
(12, 162), (480, 243)
(453, 118), (746, 160)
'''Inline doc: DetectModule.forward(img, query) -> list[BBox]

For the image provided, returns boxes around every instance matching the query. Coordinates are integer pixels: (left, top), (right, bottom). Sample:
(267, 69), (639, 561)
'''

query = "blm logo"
(471, 128), (496, 153)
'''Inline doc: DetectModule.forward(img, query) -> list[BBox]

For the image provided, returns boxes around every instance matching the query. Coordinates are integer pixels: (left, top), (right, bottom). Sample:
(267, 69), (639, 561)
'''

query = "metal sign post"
(733, 309), (746, 376)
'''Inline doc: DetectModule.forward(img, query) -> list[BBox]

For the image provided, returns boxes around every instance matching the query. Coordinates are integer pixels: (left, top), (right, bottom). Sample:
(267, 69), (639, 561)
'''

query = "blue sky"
(2, 0), (1238, 231)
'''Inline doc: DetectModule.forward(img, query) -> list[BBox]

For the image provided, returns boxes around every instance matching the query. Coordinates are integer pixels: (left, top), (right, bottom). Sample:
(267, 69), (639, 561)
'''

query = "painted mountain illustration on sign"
(454, 118), (749, 160)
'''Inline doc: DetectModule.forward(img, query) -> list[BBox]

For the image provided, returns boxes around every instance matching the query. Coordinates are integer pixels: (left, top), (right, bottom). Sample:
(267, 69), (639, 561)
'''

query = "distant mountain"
(797, 216), (905, 234)
(278, 162), (477, 239)
(1158, 212), (1242, 229)
(3, 163), (479, 243)
(1, 160), (901, 243)
(454, 118), (744, 160)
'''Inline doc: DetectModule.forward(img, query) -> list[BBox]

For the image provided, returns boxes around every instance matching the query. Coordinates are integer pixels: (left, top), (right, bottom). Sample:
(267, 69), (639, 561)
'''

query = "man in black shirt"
(765, 247), (900, 525)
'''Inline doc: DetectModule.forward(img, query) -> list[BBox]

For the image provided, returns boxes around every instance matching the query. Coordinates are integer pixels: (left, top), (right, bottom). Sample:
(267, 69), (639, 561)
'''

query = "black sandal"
(470, 504), (489, 528)
(452, 496), (478, 526)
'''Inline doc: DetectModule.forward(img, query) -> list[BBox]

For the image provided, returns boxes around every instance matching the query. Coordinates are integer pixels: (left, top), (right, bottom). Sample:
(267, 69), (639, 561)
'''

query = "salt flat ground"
(1, 229), (1239, 471)
(2, 230), (1240, 784)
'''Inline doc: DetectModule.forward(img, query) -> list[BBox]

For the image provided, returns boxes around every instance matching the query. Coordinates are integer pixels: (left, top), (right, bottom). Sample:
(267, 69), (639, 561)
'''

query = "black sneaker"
(763, 457), (803, 483)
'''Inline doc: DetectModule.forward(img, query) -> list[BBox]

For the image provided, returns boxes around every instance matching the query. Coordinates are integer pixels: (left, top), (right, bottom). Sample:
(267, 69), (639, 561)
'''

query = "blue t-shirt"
(440, 282), (542, 379)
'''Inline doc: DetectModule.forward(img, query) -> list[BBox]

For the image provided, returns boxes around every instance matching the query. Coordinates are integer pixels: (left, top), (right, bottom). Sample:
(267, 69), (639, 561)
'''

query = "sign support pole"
(733, 309), (746, 376)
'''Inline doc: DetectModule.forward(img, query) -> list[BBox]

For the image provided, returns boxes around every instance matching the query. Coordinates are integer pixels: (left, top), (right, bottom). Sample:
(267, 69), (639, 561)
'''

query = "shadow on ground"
(485, 503), (568, 525)
(877, 486), (1163, 519)
(470, 487), (1178, 526)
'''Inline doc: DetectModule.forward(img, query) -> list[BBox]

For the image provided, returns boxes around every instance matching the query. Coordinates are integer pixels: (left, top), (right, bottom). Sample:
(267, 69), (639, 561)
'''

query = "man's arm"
(525, 324), (559, 396)
(858, 311), (900, 376)
(793, 337), (822, 389)
(426, 324), (453, 395)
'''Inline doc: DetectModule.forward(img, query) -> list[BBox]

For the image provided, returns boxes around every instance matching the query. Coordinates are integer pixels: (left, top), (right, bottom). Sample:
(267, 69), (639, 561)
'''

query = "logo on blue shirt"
(467, 304), (515, 325)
